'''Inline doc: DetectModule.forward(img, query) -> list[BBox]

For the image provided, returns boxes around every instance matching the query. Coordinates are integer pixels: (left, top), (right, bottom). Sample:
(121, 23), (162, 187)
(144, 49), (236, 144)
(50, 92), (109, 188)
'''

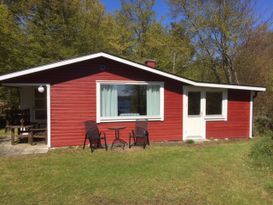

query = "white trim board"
(0, 52), (266, 92)
(249, 91), (254, 139)
(46, 85), (51, 148)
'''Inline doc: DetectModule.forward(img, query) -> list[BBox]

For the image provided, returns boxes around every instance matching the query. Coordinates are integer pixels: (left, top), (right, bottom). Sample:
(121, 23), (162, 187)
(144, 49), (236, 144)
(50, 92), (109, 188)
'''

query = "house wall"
(206, 90), (251, 139)
(4, 58), (184, 147)
(4, 58), (252, 146)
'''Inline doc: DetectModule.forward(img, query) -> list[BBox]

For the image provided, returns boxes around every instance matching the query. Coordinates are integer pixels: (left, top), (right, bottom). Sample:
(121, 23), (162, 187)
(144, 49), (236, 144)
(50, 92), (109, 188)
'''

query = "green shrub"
(254, 116), (273, 135)
(250, 132), (273, 170)
(185, 139), (194, 144)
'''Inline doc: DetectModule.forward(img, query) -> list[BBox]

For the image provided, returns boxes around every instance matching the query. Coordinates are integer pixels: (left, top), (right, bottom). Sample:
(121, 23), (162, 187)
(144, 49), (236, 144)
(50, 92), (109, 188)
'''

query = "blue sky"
(101, 0), (273, 28)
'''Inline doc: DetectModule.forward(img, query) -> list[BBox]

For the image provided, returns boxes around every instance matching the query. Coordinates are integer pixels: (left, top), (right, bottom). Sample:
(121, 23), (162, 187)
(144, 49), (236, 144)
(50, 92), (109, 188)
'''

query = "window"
(188, 92), (201, 115)
(206, 92), (222, 115)
(205, 90), (227, 120)
(186, 88), (227, 121)
(98, 82), (164, 122)
(34, 89), (47, 121)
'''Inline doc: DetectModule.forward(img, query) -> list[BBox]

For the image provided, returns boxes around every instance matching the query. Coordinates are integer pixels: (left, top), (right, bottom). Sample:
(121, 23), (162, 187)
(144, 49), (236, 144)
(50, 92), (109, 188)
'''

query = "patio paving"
(0, 137), (48, 156)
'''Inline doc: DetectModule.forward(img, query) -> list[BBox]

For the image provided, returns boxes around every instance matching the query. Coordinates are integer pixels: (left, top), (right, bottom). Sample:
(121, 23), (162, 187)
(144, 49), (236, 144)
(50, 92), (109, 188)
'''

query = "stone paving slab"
(0, 137), (48, 156)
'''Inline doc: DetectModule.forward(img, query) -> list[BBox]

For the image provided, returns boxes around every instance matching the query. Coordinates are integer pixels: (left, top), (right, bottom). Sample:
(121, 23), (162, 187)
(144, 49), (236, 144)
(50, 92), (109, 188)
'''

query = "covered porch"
(2, 83), (51, 149)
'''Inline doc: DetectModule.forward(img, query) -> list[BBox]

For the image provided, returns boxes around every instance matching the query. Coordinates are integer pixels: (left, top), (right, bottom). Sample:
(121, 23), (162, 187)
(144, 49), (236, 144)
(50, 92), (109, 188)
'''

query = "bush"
(254, 116), (273, 135)
(185, 139), (194, 144)
(250, 132), (273, 170)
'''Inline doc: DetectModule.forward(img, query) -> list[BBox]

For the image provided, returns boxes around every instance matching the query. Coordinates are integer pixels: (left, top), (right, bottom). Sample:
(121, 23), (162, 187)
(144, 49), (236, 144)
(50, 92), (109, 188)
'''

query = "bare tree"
(118, 0), (155, 58)
(168, 0), (259, 84)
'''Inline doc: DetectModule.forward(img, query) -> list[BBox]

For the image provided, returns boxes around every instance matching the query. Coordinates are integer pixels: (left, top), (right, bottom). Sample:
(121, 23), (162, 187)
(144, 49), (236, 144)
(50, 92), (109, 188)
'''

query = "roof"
(0, 52), (266, 92)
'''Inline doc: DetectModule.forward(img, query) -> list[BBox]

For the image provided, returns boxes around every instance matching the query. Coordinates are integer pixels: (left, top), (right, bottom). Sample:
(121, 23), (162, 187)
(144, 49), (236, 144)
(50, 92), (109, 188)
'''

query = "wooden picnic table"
(29, 128), (47, 145)
(6, 125), (33, 145)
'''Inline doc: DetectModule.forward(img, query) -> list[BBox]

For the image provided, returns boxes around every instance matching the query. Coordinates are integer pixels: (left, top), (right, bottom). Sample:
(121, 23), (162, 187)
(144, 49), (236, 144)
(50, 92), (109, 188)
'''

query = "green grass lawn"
(0, 128), (7, 138)
(0, 141), (272, 205)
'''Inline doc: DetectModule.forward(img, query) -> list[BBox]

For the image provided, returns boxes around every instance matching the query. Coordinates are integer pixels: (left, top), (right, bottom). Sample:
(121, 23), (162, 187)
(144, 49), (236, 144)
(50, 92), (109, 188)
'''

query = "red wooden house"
(0, 52), (266, 148)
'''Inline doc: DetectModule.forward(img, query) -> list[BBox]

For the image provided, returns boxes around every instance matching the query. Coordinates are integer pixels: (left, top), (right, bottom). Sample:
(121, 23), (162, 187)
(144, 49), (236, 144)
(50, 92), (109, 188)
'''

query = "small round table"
(108, 126), (127, 149)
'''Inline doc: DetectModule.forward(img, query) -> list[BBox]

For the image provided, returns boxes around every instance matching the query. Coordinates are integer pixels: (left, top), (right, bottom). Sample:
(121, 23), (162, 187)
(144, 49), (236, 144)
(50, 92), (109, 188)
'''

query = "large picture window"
(98, 82), (164, 122)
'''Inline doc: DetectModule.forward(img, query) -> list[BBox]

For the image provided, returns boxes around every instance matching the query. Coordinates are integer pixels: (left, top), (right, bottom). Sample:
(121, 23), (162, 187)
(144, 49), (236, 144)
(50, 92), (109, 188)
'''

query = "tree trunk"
(223, 52), (240, 84)
(232, 69), (239, 84)
(172, 52), (176, 73)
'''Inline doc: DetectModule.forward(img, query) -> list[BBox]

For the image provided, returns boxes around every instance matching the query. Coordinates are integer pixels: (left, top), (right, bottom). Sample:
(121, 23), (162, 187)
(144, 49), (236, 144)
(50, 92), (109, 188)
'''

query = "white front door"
(183, 88), (205, 140)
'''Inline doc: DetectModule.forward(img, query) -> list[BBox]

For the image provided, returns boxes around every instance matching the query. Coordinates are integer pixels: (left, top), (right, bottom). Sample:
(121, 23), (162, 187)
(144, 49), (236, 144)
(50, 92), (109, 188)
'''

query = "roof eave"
(0, 52), (266, 92)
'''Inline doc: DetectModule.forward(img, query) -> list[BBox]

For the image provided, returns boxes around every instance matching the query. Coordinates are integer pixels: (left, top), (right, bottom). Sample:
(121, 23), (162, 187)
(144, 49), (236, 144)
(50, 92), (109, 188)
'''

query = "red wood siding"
(206, 90), (251, 139)
(3, 57), (253, 145)
(4, 58), (183, 147)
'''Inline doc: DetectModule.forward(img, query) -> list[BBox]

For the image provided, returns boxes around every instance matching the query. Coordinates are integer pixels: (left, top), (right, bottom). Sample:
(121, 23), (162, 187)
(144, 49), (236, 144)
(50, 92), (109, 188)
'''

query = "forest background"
(0, 0), (272, 129)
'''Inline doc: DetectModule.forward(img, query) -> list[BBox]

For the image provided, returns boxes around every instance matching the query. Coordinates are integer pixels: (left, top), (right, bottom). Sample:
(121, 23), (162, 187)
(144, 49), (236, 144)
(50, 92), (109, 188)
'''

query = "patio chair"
(129, 120), (150, 149)
(83, 121), (108, 152)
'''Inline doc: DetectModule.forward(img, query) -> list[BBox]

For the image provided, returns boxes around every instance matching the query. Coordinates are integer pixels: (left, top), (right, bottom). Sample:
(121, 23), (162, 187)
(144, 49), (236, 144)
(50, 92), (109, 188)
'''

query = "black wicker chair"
(129, 120), (149, 149)
(83, 121), (108, 152)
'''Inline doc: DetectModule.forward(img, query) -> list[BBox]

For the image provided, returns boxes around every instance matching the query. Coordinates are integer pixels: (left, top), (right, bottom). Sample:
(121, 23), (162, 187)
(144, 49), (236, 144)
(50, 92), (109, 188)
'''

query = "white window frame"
(96, 80), (164, 123)
(204, 89), (228, 121)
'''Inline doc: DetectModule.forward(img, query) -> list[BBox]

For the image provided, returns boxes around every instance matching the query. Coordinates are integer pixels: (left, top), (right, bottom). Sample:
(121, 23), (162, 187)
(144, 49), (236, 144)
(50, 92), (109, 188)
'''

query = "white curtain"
(101, 85), (118, 117)
(147, 85), (160, 116)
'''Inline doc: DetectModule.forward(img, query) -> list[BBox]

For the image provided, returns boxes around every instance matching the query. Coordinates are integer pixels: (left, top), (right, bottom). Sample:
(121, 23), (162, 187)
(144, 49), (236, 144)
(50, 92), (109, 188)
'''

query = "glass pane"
(34, 88), (47, 121)
(34, 88), (46, 109)
(117, 85), (147, 116)
(188, 92), (201, 115)
(35, 89), (46, 98)
(35, 99), (46, 109)
(147, 85), (160, 116)
(206, 92), (222, 115)
(100, 85), (118, 117)
(35, 110), (47, 120)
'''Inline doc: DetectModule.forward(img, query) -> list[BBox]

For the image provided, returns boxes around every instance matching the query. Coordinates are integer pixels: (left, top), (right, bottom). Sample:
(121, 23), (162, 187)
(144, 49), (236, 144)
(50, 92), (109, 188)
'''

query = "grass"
(0, 141), (273, 205)
(250, 132), (273, 171)
(0, 128), (7, 138)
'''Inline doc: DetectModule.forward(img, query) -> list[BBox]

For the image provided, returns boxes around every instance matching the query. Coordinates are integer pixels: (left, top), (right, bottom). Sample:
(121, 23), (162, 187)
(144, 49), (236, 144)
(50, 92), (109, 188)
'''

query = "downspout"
(253, 91), (258, 99)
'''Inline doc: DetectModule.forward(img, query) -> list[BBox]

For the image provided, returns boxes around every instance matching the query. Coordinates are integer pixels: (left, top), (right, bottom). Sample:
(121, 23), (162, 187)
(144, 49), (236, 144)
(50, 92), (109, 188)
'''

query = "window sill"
(205, 115), (227, 121)
(97, 116), (163, 123)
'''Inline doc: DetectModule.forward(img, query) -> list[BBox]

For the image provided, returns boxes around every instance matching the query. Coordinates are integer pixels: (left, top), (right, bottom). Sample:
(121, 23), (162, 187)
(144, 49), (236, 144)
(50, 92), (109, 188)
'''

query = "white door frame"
(46, 84), (51, 148)
(183, 86), (206, 141)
